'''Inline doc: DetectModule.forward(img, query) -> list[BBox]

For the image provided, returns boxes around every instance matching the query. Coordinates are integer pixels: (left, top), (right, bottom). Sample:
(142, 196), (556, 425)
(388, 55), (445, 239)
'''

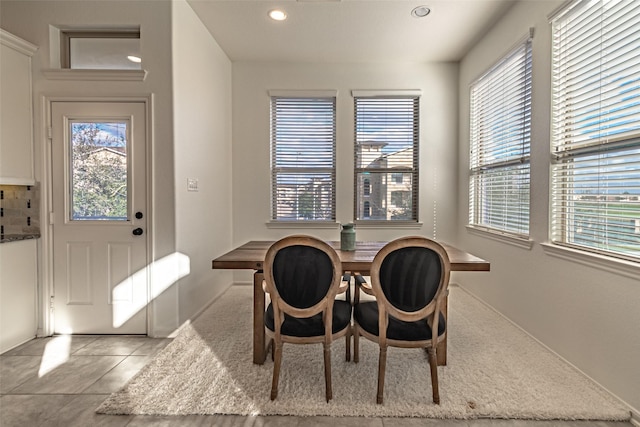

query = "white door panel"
(51, 101), (147, 334)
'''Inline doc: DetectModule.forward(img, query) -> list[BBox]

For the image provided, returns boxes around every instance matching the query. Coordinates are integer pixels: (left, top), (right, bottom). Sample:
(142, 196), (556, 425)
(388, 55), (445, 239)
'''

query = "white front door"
(51, 101), (148, 334)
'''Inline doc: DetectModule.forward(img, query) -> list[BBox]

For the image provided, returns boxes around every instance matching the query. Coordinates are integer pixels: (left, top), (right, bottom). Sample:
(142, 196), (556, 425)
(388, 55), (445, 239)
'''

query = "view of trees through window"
(70, 122), (128, 220)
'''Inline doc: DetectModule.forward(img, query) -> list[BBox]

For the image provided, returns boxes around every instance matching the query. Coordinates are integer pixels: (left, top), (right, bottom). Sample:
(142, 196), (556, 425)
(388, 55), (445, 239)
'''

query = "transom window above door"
(60, 29), (141, 70)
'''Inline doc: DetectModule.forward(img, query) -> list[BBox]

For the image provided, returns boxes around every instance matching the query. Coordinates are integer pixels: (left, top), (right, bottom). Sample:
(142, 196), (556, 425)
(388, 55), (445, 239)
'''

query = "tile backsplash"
(0, 184), (40, 242)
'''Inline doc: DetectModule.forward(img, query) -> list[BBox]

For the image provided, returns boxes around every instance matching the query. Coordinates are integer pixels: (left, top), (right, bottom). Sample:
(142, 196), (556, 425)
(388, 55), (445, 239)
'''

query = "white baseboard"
(0, 335), (37, 355)
(233, 281), (253, 286)
(455, 283), (638, 423)
(164, 282), (237, 338)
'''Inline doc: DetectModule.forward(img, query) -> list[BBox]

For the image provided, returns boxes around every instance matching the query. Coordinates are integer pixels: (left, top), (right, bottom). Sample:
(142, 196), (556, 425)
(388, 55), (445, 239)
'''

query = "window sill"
(466, 225), (533, 250)
(42, 69), (147, 81)
(266, 221), (339, 229)
(541, 242), (640, 280)
(354, 221), (424, 229)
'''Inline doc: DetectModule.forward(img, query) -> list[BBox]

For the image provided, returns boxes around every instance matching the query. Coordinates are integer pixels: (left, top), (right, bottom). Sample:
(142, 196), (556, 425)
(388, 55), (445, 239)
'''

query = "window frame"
(468, 34), (533, 239)
(269, 90), (337, 223)
(352, 91), (421, 225)
(549, 0), (640, 263)
(60, 29), (140, 70)
(68, 120), (130, 222)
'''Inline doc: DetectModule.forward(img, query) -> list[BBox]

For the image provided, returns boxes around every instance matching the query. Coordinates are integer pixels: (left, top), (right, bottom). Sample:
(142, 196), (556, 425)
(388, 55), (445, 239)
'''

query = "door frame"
(40, 95), (154, 337)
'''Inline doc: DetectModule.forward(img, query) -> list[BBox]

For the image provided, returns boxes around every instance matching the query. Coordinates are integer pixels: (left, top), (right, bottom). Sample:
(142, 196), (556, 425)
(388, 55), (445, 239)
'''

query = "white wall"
(1, 0), (179, 336)
(457, 0), (640, 415)
(231, 61), (459, 280)
(172, 0), (234, 325)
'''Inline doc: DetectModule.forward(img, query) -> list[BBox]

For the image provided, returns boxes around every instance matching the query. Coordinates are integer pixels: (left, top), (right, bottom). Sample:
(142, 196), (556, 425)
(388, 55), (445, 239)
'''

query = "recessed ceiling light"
(269, 9), (287, 21)
(127, 55), (142, 63)
(411, 5), (431, 18)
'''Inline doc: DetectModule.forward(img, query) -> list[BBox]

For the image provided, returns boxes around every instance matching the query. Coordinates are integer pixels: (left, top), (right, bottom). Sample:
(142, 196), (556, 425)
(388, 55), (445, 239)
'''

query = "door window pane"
(70, 121), (128, 221)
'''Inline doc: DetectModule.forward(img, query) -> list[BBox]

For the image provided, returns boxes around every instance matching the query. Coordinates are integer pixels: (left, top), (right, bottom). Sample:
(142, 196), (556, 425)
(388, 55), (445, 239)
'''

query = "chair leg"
(427, 347), (440, 404)
(323, 342), (333, 402)
(376, 346), (387, 404)
(353, 328), (360, 363)
(345, 328), (351, 362)
(270, 341), (283, 400)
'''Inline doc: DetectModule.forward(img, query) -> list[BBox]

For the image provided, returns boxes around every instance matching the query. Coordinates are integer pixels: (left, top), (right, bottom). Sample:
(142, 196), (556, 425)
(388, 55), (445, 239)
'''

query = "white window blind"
(270, 95), (336, 221)
(551, 0), (640, 261)
(353, 94), (419, 222)
(469, 37), (532, 236)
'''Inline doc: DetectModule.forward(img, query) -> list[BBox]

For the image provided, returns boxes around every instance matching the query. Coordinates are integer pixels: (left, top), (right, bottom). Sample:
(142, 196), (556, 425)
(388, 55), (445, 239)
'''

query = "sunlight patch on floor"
(38, 334), (71, 377)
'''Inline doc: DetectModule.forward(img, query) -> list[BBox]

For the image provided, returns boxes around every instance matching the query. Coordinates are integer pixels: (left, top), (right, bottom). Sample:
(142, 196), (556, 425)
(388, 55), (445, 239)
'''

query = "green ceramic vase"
(340, 223), (356, 251)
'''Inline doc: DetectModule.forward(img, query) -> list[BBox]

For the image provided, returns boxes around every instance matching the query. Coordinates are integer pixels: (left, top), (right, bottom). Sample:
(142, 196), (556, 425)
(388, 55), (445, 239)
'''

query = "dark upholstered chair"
(263, 235), (352, 402)
(352, 236), (451, 404)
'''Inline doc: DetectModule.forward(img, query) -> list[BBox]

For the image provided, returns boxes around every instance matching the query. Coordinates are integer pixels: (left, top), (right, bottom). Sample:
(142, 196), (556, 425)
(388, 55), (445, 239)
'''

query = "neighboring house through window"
(469, 34), (533, 237)
(363, 178), (370, 196)
(550, 0), (640, 261)
(364, 201), (371, 218)
(270, 91), (337, 221)
(353, 91), (420, 222)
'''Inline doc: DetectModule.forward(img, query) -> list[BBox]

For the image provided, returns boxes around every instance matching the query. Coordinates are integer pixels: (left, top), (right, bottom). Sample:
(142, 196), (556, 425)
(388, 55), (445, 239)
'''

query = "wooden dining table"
(212, 240), (490, 365)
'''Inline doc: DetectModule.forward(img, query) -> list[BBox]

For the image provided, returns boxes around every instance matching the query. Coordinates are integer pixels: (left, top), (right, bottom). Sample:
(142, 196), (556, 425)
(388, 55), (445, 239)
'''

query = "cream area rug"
(97, 284), (630, 420)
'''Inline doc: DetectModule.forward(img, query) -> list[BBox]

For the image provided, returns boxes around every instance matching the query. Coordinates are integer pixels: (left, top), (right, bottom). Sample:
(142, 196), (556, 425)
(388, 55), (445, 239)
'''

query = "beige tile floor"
(0, 336), (633, 427)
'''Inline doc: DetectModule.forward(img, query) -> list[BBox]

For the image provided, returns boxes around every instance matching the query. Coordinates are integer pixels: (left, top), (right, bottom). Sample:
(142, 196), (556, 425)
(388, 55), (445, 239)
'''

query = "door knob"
(135, 211), (144, 219)
(132, 227), (144, 236)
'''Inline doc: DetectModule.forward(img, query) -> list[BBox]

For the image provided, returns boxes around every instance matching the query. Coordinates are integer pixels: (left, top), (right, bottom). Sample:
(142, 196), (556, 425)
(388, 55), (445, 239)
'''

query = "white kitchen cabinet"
(0, 238), (38, 353)
(0, 29), (38, 185)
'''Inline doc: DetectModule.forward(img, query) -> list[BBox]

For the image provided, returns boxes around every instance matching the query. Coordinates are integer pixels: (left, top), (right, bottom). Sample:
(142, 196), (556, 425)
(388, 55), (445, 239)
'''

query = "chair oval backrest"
(272, 244), (335, 309)
(371, 236), (450, 318)
(378, 246), (442, 312)
(264, 236), (342, 317)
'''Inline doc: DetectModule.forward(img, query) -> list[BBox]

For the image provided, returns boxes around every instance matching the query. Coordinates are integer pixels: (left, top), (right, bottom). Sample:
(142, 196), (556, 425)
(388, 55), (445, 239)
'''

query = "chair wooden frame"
(263, 235), (352, 402)
(353, 236), (451, 404)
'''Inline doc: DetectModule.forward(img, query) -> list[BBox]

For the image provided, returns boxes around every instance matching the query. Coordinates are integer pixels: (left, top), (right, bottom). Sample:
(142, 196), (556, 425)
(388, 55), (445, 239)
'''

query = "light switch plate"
(187, 178), (199, 192)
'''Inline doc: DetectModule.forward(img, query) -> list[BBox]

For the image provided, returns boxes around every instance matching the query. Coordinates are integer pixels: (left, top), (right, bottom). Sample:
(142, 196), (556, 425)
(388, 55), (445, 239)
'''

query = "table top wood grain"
(212, 240), (490, 272)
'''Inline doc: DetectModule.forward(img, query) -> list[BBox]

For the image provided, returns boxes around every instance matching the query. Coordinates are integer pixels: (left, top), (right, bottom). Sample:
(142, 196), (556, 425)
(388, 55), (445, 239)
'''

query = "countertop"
(0, 233), (40, 243)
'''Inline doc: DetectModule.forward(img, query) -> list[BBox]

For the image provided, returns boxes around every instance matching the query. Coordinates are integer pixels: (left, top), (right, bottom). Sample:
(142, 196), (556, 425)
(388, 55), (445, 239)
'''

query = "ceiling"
(186, 0), (518, 64)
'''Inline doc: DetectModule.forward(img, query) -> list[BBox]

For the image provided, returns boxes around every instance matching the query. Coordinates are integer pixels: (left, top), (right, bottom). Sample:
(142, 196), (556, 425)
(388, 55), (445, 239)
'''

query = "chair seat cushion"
(354, 301), (445, 341)
(265, 300), (352, 337)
